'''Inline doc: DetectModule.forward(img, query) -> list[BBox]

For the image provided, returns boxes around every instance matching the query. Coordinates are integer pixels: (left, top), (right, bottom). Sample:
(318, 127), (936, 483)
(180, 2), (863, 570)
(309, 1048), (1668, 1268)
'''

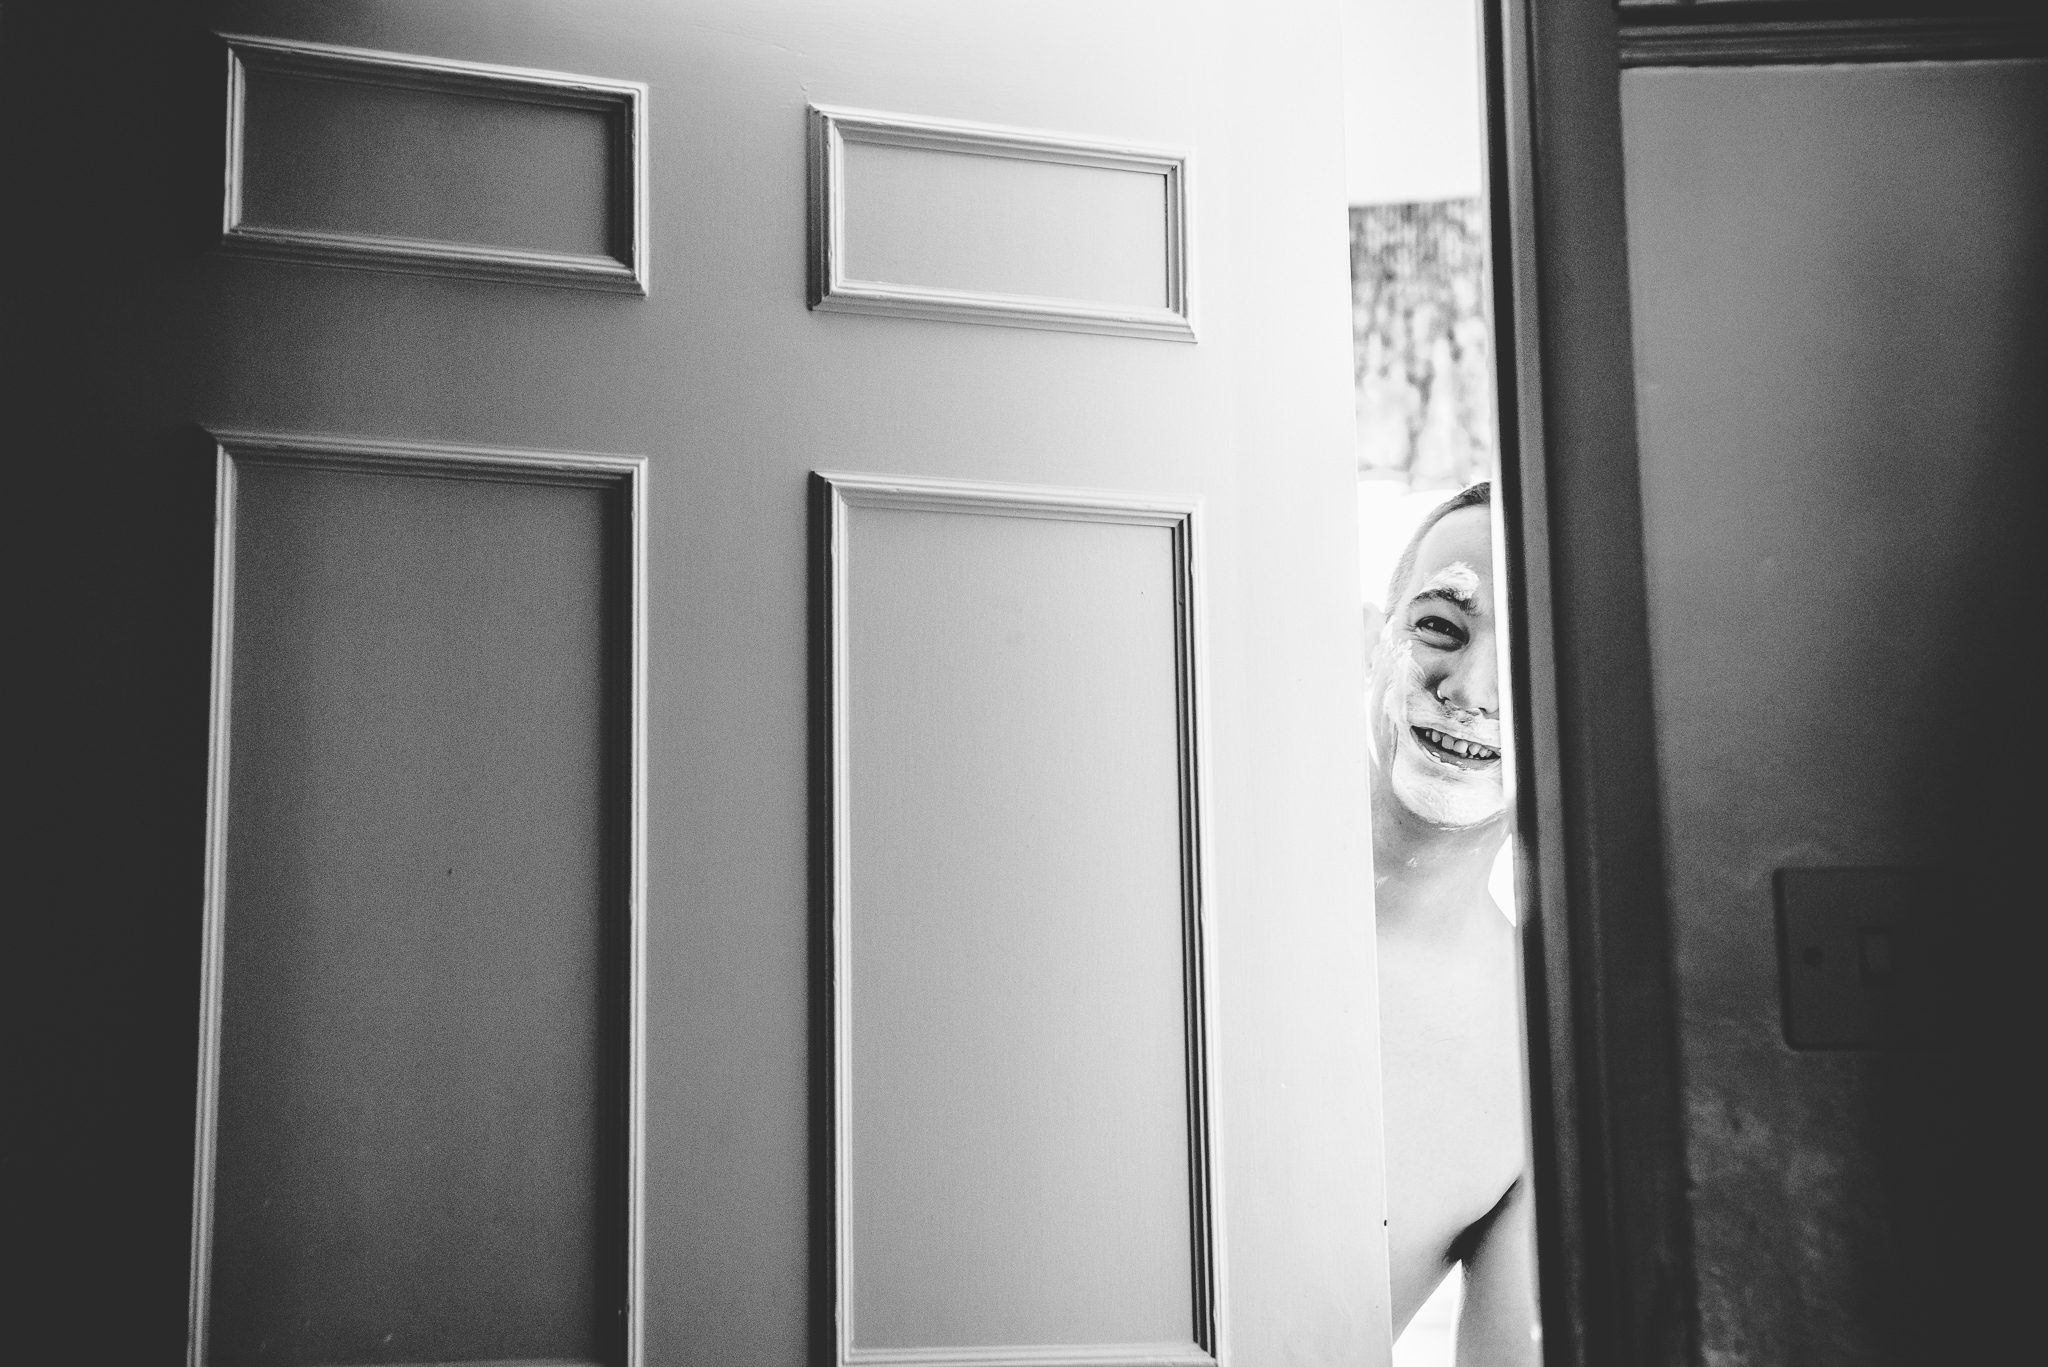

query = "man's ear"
(1362, 601), (1387, 667)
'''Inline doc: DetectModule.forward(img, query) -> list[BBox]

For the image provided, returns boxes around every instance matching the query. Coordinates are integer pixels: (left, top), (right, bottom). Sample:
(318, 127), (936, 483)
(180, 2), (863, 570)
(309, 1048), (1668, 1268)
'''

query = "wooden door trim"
(812, 471), (1222, 1367)
(186, 429), (649, 1367)
(805, 105), (1196, 341)
(1480, 3), (1697, 1366)
(1613, 2), (2046, 68)
(220, 33), (651, 293)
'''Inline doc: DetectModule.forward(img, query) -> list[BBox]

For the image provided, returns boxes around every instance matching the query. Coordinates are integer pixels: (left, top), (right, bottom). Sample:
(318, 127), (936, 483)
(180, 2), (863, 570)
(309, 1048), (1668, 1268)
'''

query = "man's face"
(1368, 505), (1505, 828)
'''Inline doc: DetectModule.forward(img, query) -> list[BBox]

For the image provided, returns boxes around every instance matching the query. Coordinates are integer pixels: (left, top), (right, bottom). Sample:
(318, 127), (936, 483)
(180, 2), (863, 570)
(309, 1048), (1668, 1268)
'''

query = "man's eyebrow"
(1407, 585), (1480, 613)
(1403, 561), (1483, 614)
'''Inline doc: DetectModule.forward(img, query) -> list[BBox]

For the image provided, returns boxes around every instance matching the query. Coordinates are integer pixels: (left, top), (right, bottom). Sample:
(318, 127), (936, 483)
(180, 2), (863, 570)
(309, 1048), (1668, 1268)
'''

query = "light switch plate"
(1775, 867), (1958, 1050)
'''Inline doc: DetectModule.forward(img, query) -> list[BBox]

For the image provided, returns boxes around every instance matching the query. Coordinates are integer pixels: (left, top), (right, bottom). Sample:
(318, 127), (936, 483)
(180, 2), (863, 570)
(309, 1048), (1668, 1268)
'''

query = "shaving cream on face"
(1425, 561), (1482, 601)
(1378, 624), (1505, 829)
(1365, 638), (1396, 772)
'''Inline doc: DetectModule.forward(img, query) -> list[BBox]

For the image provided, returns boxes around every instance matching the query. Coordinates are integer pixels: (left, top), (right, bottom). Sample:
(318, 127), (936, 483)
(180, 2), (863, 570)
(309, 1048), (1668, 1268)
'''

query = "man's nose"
(1437, 635), (1499, 716)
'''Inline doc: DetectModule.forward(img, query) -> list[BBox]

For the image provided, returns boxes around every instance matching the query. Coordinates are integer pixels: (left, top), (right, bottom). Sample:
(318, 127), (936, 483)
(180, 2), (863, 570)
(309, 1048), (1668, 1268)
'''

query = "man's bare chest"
(1377, 954), (1527, 1252)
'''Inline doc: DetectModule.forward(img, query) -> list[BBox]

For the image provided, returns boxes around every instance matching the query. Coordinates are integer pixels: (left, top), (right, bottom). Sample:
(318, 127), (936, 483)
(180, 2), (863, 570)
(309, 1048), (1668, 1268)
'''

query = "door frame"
(1483, 5), (2044, 1365)
(1480, 2), (1695, 1365)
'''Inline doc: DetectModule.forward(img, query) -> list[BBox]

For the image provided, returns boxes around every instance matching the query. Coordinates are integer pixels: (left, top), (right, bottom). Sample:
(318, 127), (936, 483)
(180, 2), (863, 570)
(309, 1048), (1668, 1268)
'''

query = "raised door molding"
(221, 34), (650, 292)
(815, 472), (1221, 1367)
(189, 429), (648, 1367)
(807, 106), (1195, 341)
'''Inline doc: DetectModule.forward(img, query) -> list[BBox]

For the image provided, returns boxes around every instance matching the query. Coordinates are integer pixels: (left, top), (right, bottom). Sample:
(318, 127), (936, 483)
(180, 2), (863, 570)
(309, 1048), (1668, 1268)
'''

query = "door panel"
(199, 441), (637, 1367)
(11, 2), (1386, 1364)
(222, 33), (648, 291)
(810, 104), (1192, 338)
(827, 478), (1211, 1364)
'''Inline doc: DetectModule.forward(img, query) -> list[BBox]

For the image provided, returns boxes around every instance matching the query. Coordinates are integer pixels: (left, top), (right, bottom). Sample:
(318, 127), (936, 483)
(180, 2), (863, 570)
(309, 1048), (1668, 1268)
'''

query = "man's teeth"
(1421, 727), (1498, 760)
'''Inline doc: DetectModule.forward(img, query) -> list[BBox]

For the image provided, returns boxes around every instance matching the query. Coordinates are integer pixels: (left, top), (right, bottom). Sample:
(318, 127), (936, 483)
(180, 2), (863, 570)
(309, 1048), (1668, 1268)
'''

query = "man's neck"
(1372, 794), (1507, 943)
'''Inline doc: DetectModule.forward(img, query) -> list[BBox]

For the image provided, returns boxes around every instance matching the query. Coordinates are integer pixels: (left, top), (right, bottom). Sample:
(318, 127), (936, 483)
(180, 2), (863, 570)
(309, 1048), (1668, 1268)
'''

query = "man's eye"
(1414, 615), (1465, 643)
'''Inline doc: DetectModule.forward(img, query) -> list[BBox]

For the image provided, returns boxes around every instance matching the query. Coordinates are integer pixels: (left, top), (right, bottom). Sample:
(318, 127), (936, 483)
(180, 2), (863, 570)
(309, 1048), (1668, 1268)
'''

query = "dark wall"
(1621, 60), (2046, 1365)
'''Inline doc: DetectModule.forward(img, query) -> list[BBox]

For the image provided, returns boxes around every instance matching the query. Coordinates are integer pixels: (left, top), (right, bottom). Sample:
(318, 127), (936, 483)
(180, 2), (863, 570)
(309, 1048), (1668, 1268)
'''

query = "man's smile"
(1412, 725), (1501, 768)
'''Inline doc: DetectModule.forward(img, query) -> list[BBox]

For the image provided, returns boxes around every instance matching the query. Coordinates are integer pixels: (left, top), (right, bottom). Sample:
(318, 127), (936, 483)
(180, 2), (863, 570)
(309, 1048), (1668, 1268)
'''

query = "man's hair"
(1384, 481), (1492, 609)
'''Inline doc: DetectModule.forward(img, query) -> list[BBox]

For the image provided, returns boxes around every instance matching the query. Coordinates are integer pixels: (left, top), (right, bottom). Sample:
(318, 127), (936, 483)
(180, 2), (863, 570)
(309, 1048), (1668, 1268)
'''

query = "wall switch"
(1775, 867), (1957, 1050)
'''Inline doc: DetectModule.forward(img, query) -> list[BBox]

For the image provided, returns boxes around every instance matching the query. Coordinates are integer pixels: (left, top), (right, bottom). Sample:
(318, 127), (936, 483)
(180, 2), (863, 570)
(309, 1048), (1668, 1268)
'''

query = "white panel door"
(13, 2), (1390, 1364)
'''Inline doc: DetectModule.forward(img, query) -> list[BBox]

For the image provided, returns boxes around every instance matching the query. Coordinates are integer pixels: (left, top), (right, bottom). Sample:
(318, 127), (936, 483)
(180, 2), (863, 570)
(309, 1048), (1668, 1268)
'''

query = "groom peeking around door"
(1368, 482), (1539, 1366)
